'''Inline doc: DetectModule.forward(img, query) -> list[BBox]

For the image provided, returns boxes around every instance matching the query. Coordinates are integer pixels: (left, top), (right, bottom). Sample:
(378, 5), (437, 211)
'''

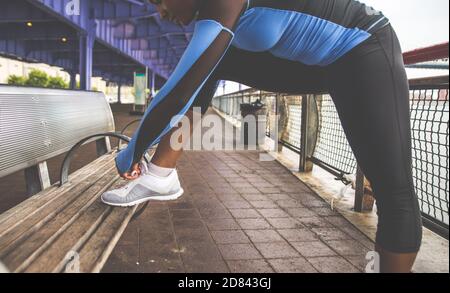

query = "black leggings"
(191, 24), (423, 253)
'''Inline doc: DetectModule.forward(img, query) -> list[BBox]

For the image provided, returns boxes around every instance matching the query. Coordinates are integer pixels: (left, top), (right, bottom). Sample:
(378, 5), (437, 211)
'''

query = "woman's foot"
(101, 161), (184, 207)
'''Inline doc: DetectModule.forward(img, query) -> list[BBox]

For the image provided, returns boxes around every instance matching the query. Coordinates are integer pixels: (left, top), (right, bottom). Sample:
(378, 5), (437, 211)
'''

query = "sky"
(362, 0), (449, 51)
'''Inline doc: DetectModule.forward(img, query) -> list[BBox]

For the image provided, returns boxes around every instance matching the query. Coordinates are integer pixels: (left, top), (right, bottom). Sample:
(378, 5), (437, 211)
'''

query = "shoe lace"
(118, 160), (173, 199)
(138, 160), (150, 175)
(119, 160), (149, 192)
(121, 181), (133, 191)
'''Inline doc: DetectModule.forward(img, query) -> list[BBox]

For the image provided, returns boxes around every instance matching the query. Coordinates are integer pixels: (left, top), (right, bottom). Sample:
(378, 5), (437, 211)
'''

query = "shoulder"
(197, 0), (248, 30)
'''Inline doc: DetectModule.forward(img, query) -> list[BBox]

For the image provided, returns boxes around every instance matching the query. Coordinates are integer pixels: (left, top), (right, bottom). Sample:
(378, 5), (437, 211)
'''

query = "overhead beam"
(93, 0), (157, 20)
(0, 0), (52, 23)
(0, 24), (75, 41)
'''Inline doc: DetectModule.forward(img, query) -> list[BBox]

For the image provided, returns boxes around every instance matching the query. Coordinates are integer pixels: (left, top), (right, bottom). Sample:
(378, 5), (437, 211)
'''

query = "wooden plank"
(78, 205), (138, 273)
(0, 152), (115, 226)
(22, 177), (130, 273)
(24, 161), (52, 197)
(23, 200), (111, 273)
(2, 169), (121, 272)
(0, 153), (114, 225)
(0, 158), (117, 254)
(0, 148), (150, 273)
(2, 151), (113, 214)
(0, 154), (115, 235)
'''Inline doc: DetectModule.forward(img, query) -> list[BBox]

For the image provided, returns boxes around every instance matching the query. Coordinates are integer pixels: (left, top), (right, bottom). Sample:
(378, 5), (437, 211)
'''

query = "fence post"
(275, 94), (281, 152)
(276, 94), (289, 153)
(354, 164), (375, 212)
(299, 95), (319, 172)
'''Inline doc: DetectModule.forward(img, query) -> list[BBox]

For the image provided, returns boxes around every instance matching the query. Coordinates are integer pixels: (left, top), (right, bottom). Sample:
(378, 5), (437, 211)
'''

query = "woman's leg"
(150, 77), (222, 168)
(326, 24), (422, 272)
(375, 244), (418, 273)
(149, 109), (194, 168)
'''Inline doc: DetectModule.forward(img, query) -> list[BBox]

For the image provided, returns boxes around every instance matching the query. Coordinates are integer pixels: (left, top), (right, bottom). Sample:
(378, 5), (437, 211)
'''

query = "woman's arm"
(115, 0), (248, 175)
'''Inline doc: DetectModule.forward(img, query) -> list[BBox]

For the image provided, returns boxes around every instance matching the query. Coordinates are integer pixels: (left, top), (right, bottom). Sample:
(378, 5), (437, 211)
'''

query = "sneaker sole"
(101, 187), (184, 207)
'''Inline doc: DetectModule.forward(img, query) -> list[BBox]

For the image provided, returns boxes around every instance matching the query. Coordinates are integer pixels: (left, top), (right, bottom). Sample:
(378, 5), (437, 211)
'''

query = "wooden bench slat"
(0, 158), (116, 254)
(0, 151), (114, 220)
(0, 146), (153, 272)
(78, 205), (137, 273)
(23, 200), (111, 273)
(0, 153), (116, 228)
(20, 177), (129, 273)
(3, 169), (120, 272)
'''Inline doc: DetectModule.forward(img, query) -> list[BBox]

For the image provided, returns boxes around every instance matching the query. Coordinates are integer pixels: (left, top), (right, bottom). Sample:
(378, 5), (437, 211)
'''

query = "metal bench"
(0, 86), (147, 273)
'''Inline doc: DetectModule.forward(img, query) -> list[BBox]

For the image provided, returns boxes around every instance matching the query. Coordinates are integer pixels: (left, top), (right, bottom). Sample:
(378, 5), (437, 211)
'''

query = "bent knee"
(375, 188), (423, 253)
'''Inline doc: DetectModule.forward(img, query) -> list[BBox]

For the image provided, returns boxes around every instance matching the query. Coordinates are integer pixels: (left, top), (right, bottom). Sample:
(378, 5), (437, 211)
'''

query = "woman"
(101, 0), (423, 273)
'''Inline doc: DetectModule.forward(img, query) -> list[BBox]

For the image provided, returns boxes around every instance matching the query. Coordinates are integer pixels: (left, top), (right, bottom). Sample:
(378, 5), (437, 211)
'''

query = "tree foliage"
(7, 69), (69, 89)
(7, 75), (27, 86)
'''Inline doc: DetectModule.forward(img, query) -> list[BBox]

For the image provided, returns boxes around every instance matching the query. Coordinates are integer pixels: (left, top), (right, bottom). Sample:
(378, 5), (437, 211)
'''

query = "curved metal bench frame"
(59, 132), (133, 187)
(118, 118), (158, 152)
(120, 119), (142, 134)
(118, 119), (142, 149)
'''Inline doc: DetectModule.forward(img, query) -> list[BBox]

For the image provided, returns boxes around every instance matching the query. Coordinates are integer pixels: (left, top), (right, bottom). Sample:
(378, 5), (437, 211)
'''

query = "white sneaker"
(101, 161), (184, 207)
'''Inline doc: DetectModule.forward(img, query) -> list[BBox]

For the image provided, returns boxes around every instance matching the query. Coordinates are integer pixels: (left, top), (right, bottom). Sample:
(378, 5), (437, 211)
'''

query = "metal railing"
(211, 43), (449, 238)
(409, 82), (448, 236)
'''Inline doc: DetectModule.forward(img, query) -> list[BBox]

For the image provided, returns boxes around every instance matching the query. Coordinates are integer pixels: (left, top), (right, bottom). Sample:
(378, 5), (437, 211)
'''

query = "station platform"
(102, 107), (375, 273)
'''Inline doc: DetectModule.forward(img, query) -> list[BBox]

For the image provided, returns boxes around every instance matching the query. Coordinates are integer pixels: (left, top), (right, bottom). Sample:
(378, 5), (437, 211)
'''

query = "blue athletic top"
(115, 0), (390, 174)
(233, 0), (389, 66)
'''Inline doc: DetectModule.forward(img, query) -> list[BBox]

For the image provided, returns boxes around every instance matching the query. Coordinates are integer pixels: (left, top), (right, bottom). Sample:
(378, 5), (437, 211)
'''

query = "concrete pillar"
(151, 71), (156, 96)
(117, 82), (122, 104)
(69, 71), (77, 89)
(78, 0), (96, 91)
(78, 32), (94, 91)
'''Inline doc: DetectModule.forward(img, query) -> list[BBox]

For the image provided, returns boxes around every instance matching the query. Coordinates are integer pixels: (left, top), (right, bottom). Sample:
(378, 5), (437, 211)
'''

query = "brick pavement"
(103, 150), (374, 273)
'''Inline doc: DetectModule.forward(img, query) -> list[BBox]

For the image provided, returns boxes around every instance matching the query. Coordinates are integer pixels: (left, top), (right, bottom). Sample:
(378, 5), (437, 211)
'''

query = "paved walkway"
(103, 107), (374, 273)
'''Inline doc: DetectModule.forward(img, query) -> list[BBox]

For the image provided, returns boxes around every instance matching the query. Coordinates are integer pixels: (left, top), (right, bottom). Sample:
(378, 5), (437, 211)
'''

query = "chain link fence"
(212, 80), (449, 238)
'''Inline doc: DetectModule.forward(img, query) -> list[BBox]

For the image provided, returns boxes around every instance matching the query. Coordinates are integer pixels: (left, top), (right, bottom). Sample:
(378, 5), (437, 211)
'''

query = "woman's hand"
(120, 162), (142, 180)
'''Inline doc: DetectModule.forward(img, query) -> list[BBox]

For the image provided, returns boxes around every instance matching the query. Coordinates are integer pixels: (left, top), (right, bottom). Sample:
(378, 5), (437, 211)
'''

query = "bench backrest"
(0, 85), (115, 179)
